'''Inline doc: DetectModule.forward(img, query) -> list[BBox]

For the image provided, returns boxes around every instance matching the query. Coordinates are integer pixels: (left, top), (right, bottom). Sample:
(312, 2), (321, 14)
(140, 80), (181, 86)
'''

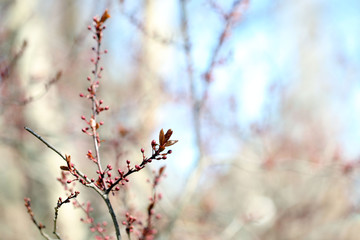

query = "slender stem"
(105, 150), (160, 194)
(39, 230), (53, 240)
(53, 207), (62, 239)
(89, 36), (121, 240)
(103, 194), (122, 240)
(90, 40), (107, 190)
(24, 127), (67, 161)
(25, 126), (121, 239)
(24, 127), (104, 196)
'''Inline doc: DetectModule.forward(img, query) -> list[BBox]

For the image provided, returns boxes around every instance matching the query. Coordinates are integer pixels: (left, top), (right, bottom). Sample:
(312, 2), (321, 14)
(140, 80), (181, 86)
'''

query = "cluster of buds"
(56, 191), (79, 208)
(150, 129), (177, 160)
(94, 164), (124, 191)
(79, 10), (110, 141)
(24, 9), (178, 240)
(57, 154), (93, 187)
(124, 167), (166, 240)
(139, 167), (166, 239)
(81, 116), (106, 137)
(103, 129), (177, 194)
(89, 9), (110, 43)
(75, 201), (111, 240)
(123, 212), (137, 236)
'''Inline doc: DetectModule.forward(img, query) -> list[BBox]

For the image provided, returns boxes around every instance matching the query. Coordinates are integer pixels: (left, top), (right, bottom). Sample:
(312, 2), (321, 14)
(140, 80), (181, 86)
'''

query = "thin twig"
(24, 198), (54, 240)
(91, 41), (103, 167)
(24, 126), (104, 196)
(24, 127), (66, 161)
(53, 192), (79, 239)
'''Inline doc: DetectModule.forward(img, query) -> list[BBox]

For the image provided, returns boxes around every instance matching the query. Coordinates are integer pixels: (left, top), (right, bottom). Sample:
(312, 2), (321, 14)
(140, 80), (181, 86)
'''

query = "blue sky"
(88, 0), (360, 178)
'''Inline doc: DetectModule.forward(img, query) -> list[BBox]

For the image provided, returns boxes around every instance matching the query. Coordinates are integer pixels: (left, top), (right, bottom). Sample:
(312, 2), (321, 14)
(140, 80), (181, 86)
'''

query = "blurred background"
(1, 0), (360, 239)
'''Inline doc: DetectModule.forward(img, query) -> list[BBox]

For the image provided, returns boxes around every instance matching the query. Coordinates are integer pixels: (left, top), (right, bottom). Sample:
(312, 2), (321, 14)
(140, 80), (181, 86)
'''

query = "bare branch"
(24, 127), (66, 161)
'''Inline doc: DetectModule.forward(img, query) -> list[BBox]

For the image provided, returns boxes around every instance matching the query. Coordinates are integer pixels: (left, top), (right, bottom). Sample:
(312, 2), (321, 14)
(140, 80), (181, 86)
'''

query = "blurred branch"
(161, 0), (205, 237)
(19, 71), (62, 105)
(0, 40), (27, 84)
(162, 1), (250, 238)
(119, 3), (180, 47)
(203, 0), (249, 83)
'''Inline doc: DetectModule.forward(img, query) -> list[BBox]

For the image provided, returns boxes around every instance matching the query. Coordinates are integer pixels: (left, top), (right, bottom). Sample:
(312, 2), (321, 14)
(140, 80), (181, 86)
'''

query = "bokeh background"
(1, 0), (360, 239)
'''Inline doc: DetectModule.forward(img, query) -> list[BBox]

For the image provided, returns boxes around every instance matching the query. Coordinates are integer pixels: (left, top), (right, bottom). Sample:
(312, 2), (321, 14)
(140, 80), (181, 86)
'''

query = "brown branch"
(53, 192), (80, 239)
(24, 127), (104, 196)
(24, 198), (53, 240)
(24, 127), (66, 161)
